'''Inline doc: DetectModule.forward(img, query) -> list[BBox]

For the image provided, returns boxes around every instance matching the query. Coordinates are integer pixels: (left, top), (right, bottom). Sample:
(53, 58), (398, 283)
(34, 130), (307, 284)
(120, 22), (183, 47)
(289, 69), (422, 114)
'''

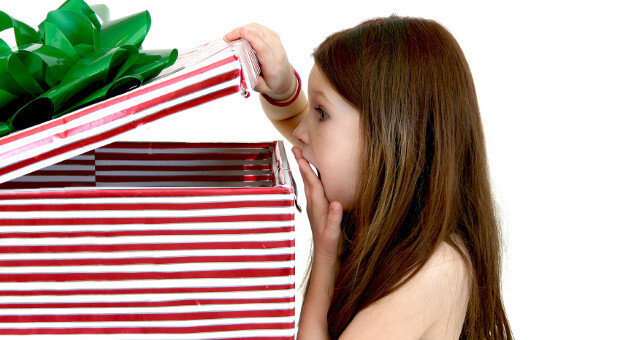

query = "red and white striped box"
(0, 40), (297, 339)
(0, 141), (296, 339)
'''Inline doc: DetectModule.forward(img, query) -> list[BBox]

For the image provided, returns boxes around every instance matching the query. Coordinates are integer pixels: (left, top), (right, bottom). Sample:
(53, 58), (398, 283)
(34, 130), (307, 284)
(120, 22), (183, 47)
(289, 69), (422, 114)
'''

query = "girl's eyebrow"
(310, 89), (332, 106)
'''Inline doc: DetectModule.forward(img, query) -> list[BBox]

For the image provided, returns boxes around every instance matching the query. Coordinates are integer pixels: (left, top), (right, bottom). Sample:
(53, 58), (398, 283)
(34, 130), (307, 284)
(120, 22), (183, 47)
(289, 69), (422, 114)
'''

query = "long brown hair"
(312, 16), (512, 339)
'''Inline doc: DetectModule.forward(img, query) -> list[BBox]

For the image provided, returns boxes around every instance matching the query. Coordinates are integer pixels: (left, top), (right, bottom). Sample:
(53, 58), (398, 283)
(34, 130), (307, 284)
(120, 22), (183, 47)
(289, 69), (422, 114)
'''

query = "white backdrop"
(6, 1), (618, 338)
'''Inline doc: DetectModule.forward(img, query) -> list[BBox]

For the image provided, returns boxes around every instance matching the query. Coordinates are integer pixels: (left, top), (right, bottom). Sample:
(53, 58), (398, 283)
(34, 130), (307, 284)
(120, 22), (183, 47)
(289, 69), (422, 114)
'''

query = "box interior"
(0, 142), (279, 190)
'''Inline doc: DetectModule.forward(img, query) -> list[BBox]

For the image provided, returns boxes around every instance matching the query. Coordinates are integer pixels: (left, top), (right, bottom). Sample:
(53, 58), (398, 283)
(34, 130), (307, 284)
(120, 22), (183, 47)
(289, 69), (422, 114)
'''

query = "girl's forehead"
(308, 66), (335, 100)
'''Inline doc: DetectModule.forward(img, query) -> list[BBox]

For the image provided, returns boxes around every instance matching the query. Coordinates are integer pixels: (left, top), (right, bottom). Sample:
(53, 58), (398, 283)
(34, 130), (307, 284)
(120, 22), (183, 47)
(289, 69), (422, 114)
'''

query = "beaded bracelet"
(261, 69), (302, 107)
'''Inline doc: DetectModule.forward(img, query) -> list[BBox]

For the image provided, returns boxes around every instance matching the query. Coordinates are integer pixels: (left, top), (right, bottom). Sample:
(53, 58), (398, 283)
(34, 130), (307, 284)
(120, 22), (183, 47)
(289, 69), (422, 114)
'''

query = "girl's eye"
(316, 107), (329, 120)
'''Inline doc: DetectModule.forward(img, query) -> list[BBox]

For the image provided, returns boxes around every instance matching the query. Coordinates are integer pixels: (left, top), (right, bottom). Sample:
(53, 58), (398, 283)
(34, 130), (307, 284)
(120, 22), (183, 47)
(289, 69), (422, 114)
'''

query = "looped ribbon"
(0, 0), (178, 137)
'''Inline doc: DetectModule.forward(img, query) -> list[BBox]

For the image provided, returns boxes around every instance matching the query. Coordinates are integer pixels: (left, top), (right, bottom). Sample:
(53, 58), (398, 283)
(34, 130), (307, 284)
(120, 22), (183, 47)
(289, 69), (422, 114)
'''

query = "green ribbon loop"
(0, 0), (177, 137)
(100, 11), (150, 50)
(0, 12), (40, 54)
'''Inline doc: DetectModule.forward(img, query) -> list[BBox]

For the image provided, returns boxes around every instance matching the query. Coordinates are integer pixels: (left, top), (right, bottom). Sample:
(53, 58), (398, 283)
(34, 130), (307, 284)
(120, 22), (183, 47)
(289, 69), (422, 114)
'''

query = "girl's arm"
(224, 25), (309, 145)
(292, 147), (343, 340)
(258, 87), (308, 146)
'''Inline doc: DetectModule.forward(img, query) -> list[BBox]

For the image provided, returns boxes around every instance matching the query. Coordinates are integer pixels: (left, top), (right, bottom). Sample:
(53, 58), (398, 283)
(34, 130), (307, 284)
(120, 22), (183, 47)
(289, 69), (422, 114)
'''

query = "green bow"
(0, 0), (178, 137)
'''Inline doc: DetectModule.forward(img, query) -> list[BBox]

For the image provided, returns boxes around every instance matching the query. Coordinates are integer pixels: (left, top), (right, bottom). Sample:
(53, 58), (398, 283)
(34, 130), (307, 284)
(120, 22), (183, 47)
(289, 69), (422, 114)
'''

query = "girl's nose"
(292, 116), (309, 146)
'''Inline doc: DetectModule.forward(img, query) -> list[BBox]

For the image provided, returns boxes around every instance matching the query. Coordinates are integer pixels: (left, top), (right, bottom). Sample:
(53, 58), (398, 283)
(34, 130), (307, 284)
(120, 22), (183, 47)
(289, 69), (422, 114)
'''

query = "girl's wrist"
(262, 69), (301, 107)
(259, 70), (308, 122)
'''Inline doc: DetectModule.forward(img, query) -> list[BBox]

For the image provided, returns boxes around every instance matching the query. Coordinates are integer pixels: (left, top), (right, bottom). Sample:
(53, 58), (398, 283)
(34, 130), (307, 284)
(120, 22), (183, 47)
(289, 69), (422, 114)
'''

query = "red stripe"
(0, 268), (294, 282)
(53, 159), (95, 165)
(0, 321), (295, 335)
(0, 77), (241, 180)
(101, 141), (274, 149)
(0, 308), (295, 323)
(0, 253), (294, 267)
(0, 283), (295, 296)
(3, 297), (294, 310)
(94, 152), (270, 161)
(0, 226), (293, 239)
(94, 164), (271, 172)
(0, 55), (239, 148)
(0, 187), (293, 200)
(96, 175), (271, 183)
(0, 200), (293, 212)
(0, 240), (293, 254)
(54, 159), (95, 166)
(0, 213), (294, 226)
(0, 182), (95, 190)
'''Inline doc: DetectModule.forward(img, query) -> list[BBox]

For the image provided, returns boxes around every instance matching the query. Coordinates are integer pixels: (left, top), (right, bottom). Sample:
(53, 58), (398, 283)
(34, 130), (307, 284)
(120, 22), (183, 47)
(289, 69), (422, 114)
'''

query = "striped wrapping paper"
(0, 141), (296, 339)
(0, 38), (260, 186)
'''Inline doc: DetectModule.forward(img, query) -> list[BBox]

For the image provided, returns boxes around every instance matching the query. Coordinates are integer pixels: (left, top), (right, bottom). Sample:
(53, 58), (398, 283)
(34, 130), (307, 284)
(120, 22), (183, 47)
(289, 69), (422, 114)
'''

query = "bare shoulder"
(340, 241), (470, 340)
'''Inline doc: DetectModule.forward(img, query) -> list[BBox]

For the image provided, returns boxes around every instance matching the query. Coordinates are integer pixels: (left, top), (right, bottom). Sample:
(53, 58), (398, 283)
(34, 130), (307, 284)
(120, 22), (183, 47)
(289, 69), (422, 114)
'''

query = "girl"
(225, 15), (512, 339)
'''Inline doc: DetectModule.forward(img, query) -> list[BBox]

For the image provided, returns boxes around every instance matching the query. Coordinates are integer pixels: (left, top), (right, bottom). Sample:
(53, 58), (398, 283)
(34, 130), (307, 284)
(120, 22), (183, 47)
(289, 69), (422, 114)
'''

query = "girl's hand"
(292, 146), (343, 261)
(294, 146), (341, 340)
(224, 23), (297, 102)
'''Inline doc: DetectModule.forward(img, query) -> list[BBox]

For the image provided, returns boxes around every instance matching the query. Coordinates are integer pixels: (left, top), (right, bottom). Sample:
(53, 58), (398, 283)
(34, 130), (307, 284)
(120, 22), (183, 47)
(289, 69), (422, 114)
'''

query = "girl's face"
(293, 65), (362, 210)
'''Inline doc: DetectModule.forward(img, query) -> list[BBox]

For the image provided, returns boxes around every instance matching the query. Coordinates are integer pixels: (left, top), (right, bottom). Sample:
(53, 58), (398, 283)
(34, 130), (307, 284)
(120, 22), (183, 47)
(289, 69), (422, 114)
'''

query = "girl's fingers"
(292, 147), (316, 203)
(293, 146), (330, 223)
(223, 28), (241, 42)
(224, 23), (266, 42)
(225, 23), (294, 99)
(292, 147), (323, 197)
(292, 149), (341, 258)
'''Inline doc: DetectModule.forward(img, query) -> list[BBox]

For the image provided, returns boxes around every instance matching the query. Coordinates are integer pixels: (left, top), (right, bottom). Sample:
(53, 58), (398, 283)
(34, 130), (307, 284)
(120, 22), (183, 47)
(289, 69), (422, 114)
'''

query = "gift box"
(0, 39), (297, 339)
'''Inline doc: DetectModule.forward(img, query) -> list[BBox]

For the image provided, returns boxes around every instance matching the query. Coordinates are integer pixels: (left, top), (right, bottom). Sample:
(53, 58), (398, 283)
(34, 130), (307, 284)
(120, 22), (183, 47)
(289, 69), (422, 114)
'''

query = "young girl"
(225, 15), (512, 339)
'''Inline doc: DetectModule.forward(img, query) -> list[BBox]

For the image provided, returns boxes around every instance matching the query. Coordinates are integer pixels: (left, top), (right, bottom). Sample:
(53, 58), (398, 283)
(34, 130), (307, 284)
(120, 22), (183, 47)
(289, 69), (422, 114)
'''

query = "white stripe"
(0, 247), (294, 261)
(0, 302), (294, 316)
(38, 165), (95, 171)
(0, 261), (295, 274)
(0, 220), (293, 234)
(0, 193), (294, 206)
(0, 276), (295, 291)
(0, 328), (295, 340)
(95, 147), (270, 154)
(0, 316), (295, 329)
(0, 232), (294, 246)
(0, 289), (295, 304)
(0, 206), (293, 219)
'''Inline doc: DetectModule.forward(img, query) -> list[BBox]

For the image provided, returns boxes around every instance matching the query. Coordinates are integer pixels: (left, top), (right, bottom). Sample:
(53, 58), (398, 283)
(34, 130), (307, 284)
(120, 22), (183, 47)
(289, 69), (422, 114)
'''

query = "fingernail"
(330, 202), (342, 213)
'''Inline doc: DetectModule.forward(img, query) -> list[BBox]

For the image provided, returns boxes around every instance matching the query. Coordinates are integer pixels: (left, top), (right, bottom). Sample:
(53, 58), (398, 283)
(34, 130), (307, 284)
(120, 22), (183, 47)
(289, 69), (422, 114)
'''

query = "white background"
(7, 1), (618, 338)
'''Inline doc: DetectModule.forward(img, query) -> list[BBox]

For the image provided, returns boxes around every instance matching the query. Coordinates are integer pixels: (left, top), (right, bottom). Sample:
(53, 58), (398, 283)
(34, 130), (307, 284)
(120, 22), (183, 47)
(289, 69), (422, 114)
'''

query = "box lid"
(0, 39), (260, 185)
